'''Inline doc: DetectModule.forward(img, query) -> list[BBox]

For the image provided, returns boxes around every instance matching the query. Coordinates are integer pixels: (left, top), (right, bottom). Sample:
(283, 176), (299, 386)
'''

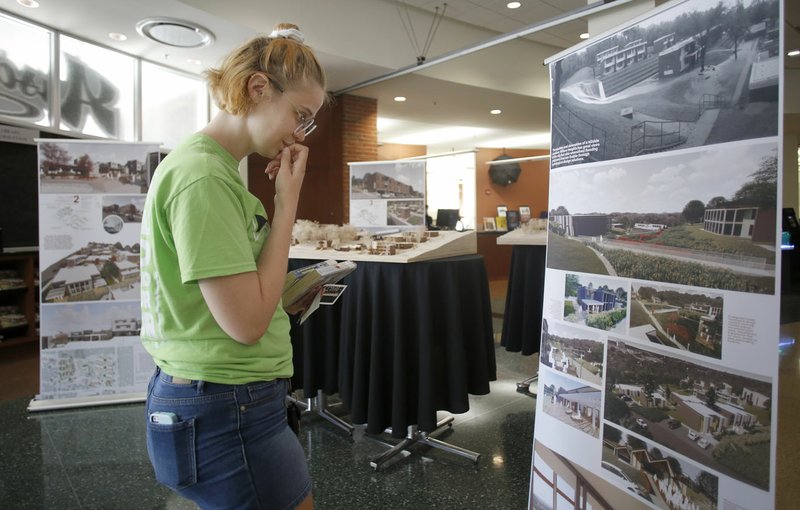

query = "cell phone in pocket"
(149, 411), (178, 424)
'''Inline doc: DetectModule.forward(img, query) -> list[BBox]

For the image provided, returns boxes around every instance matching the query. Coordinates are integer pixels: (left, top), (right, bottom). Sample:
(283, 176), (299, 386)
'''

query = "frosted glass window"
(0, 13), (52, 127)
(59, 35), (135, 140)
(142, 62), (208, 150)
(426, 152), (476, 230)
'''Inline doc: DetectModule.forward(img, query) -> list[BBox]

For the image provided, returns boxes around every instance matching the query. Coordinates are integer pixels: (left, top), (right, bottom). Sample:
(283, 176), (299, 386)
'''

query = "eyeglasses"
(269, 78), (317, 137)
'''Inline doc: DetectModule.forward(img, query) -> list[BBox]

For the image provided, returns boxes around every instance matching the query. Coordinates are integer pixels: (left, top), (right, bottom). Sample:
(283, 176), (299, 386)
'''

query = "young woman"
(140, 23), (326, 510)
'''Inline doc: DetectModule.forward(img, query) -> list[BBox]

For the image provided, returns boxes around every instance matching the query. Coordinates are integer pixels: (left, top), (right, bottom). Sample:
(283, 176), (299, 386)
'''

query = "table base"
(369, 417), (480, 471)
(515, 373), (538, 399)
(289, 390), (355, 437)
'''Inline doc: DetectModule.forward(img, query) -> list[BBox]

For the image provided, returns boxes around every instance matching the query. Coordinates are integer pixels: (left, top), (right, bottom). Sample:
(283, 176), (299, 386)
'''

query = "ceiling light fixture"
(490, 109), (502, 115)
(507, 2), (521, 9)
(789, 49), (800, 57)
(17, 0), (39, 7)
(136, 17), (215, 48)
(580, 32), (590, 39)
(394, 96), (407, 102)
(108, 32), (128, 42)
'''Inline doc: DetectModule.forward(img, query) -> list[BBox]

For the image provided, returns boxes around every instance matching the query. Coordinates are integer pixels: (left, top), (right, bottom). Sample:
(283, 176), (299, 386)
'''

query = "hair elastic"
(268, 28), (304, 43)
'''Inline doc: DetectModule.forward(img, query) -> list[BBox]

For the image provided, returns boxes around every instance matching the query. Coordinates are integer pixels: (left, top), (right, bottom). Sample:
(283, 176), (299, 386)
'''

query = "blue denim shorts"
(145, 367), (312, 510)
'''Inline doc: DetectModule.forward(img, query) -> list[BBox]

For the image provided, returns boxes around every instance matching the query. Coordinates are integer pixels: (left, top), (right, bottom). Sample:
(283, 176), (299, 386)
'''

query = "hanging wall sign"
(531, 0), (782, 508)
(31, 139), (159, 410)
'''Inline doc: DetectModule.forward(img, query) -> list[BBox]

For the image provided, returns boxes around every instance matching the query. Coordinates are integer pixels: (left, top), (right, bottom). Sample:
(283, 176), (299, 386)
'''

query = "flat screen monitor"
(435, 209), (460, 230)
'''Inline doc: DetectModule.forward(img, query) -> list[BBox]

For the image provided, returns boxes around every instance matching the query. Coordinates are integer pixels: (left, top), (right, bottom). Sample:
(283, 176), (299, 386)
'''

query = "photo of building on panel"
(630, 282), (724, 359)
(540, 318), (605, 386)
(547, 139), (777, 294)
(541, 369), (602, 438)
(350, 162), (425, 200)
(101, 196), (145, 223)
(564, 273), (628, 333)
(531, 440), (651, 510)
(549, 0), (778, 169)
(39, 142), (157, 194)
(602, 423), (718, 510)
(605, 339), (772, 490)
(40, 301), (141, 349)
(41, 242), (140, 303)
(387, 199), (425, 226)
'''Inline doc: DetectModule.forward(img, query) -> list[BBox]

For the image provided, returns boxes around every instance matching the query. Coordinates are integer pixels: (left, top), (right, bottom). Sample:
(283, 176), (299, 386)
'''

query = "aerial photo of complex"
(605, 339), (772, 490)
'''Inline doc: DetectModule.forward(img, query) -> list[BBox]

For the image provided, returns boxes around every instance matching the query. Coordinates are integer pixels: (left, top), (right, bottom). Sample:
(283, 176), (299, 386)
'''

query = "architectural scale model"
(289, 221), (476, 263)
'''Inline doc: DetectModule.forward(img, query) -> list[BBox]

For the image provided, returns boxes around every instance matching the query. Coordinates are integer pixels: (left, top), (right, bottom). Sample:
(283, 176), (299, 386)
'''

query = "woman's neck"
(200, 112), (251, 162)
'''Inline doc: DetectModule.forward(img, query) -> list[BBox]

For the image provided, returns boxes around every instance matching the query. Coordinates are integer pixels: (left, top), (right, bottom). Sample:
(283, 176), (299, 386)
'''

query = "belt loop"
(196, 380), (205, 394)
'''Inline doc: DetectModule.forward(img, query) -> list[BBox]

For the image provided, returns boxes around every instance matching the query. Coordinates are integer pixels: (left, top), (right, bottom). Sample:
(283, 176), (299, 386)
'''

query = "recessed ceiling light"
(394, 96), (407, 102)
(507, 2), (521, 9)
(186, 58), (202, 65)
(789, 49), (800, 57)
(136, 18), (215, 48)
(108, 32), (128, 42)
(17, 0), (39, 7)
(580, 32), (590, 40)
(490, 109), (502, 115)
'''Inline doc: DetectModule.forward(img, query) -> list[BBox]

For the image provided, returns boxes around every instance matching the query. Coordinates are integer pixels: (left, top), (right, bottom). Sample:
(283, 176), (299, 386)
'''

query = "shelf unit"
(0, 251), (38, 349)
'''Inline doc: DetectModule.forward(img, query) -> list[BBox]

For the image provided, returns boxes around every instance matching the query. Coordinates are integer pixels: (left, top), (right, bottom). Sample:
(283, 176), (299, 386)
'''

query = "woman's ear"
(248, 72), (270, 101)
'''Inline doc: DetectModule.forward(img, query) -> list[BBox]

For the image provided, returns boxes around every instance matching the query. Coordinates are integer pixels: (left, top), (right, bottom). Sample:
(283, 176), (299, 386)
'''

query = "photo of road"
(550, 0), (778, 168)
(547, 139), (777, 294)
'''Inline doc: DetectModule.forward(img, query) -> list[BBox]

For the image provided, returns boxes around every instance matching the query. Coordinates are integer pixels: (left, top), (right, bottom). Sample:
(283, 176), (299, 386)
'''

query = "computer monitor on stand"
(435, 209), (460, 230)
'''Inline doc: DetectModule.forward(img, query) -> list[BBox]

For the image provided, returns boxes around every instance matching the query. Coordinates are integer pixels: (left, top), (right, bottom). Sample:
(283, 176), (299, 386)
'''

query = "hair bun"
(268, 27), (304, 44)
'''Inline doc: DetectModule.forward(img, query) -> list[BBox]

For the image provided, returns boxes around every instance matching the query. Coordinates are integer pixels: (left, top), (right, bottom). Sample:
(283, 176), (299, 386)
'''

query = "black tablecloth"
(337, 254), (497, 438)
(287, 259), (349, 399)
(500, 245), (547, 355)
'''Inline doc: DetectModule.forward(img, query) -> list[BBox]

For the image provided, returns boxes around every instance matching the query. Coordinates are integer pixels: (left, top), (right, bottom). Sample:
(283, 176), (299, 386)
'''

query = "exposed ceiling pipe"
(333, 0), (634, 95)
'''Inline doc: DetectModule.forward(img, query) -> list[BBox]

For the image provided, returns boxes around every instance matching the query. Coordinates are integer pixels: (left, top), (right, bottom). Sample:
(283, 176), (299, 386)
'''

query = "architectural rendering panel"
(563, 273), (629, 334)
(549, 0), (779, 169)
(540, 318), (606, 386)
(349, 161), (426, 229)
(547, 139), (778, 294)
(602, 423), (719, 510)
(604, 339), (772, 491)
(541, 368), (602, 439)
(39, 141), (155, 194)
(630, 282), (724, 359)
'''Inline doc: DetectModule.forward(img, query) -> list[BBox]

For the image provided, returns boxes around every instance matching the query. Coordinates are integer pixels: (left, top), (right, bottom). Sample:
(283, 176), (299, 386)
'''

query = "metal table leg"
(369, 416), (481, 471)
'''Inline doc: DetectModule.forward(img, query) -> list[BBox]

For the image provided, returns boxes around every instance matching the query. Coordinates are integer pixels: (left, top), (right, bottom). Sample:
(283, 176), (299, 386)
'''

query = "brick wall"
(340, 95), (378, 223)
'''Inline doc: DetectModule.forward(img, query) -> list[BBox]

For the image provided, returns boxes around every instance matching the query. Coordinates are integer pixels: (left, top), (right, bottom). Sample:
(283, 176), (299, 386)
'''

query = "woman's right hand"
(269, 143), (308, 211)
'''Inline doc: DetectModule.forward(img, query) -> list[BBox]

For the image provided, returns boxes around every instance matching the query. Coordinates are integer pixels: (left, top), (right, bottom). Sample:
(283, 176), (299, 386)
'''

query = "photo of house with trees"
(602, 423), (718, 510)
(550, 0), (778, 168)
(563, 273), (628, 332)
(604, 339), (772, 490)
(630, 283), (724, 359)
(547, 139), (777, 294)
(540, 318), (605, 386)
(39, 141), (156, 194)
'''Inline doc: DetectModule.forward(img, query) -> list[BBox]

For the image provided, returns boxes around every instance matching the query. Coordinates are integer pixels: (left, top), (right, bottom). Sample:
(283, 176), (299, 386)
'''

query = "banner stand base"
(27, 392), (146, 413)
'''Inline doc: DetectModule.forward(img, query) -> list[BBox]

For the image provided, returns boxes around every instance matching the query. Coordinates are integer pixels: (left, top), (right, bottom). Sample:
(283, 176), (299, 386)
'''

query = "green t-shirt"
(140, 133), (292, 384)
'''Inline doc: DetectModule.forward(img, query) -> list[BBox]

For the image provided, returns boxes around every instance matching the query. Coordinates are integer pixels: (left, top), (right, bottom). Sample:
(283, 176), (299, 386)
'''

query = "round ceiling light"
(136, 18), (215, 48)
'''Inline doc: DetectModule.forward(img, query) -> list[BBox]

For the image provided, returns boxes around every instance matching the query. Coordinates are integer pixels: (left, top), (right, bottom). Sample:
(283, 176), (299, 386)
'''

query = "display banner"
(531, 0), (782, 508)
(348, 160), (427, 229)
(30, 140), (160, 411)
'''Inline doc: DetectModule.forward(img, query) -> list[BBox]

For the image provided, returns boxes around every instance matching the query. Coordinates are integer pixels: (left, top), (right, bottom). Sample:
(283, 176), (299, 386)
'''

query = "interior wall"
(475, 147), (550, 223)
(377, 143), (426, 161)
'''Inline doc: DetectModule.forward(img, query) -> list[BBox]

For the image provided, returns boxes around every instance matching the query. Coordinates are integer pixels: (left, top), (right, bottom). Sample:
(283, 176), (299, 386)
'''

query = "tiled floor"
(1, 282), (798, 509)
